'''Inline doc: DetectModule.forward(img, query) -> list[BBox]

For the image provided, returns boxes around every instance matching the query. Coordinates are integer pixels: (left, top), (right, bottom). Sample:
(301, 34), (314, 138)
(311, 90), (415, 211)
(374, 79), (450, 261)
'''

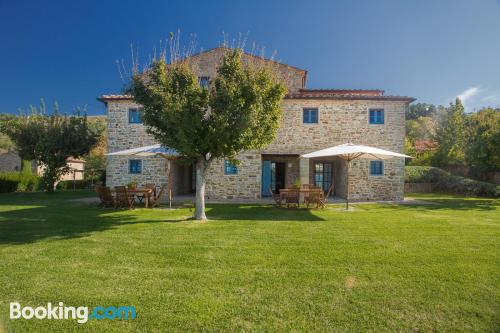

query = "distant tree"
(405, 116), (437, 143)
(131, 47), (286, 220)
(466, 108), (500, 175)
(406, 103), (436, 120)
(0, 102), (101, 191)
(433, 98), (467, 166)
(83, 117), (107, 183)
(0, 114), (16, 151)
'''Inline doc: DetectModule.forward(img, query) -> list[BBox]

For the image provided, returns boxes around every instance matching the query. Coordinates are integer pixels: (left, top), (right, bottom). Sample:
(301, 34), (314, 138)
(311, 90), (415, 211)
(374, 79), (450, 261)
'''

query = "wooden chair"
(95, 184), (105, 206)
(114, 186), (134, 209)
(95, 185), (115, 208)
(284, 189), (300, 208)
(136, 183), (156, 204)
(268, 187), (282, 207)
(319, 183), (334, 208)
(306, 189), (322, 209)
(150, 184), (167, 208)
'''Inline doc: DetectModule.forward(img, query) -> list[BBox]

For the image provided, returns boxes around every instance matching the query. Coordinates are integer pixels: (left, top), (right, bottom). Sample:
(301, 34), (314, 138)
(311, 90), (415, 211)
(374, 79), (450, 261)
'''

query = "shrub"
(405, 166), (499, 198)
(56, 180), (89, 190)
(0, 171), (41, 193)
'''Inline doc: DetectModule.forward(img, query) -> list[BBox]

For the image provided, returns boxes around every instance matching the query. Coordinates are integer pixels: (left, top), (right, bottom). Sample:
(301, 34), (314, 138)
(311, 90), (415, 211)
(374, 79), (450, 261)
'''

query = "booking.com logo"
(10, 302), (136, 324)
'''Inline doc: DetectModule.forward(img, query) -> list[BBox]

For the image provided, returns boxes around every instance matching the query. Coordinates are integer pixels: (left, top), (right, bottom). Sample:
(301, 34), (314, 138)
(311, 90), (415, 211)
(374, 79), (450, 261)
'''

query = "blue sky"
(1, 0), (499, 115)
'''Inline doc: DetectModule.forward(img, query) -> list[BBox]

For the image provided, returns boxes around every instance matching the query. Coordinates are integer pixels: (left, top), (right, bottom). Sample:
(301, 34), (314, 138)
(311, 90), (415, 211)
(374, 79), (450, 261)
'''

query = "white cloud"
(457, 86), (481, 104)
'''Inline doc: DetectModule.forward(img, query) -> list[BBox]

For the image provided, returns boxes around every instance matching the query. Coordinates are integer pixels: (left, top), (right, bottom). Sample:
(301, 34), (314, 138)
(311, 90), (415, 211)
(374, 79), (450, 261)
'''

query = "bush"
(0, 171), (41, 193)
(405, 166), (499, 198)
(56, 180), (89, 190)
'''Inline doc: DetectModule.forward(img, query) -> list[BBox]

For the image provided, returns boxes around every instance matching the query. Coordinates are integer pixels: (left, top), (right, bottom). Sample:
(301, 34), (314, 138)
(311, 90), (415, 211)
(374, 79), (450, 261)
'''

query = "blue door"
(262, 161), (271, 196)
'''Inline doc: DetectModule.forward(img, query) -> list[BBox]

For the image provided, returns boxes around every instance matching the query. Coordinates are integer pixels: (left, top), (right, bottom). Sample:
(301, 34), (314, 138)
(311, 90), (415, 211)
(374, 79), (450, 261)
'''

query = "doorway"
(262, 161), (286, 196)
(314, 162), (333, 192)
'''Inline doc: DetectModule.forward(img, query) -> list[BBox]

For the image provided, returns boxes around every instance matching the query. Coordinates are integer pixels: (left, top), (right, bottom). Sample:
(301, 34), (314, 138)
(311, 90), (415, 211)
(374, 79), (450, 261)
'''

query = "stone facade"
(0, 150), (22, 172)
(102, 47), (413, 201)
(187, 47), (306, 93)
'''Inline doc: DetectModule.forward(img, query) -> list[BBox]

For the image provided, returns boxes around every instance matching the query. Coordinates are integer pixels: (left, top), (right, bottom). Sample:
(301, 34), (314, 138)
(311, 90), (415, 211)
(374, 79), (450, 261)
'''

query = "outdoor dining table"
(111, 188), (154, 208)
(279, 188), (322, 203)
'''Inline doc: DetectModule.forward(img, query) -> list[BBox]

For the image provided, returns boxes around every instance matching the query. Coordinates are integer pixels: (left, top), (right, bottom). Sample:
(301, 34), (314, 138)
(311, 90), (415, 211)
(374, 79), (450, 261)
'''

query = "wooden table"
(112, 188), (154, 208)
(279, 188), (323, 206)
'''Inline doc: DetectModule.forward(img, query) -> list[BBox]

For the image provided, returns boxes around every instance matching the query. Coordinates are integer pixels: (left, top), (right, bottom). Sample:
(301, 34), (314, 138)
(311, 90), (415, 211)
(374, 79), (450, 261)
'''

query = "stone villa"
(100, 47), (414, 201)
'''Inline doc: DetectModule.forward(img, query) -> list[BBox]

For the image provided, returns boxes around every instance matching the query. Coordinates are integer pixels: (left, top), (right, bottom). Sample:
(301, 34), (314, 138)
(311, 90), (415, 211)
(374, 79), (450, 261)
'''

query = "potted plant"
(127, 177), (137, 190)
(293, 179), (301, 189)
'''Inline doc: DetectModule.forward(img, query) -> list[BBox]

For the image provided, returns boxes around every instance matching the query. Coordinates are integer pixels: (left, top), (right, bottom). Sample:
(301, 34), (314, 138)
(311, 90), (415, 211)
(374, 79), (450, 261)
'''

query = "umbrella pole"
(167, 159), (172, 209)
(346, 159), (350, 210)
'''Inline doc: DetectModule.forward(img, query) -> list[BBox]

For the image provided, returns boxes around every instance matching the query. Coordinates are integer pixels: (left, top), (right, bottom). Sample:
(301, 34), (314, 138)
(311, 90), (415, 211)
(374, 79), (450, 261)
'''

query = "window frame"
(224, 160), (238, 175)
(369, 108), (384, 125)
(369, 160), (384, 176)
(128, 108), (143, 124)
(302, 108), (319, 124)
(129, 159), (142, 174)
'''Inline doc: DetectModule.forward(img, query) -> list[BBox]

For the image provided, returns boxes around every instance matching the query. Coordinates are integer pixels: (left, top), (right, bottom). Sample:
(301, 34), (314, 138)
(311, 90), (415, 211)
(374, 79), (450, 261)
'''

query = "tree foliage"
(0, 103), (101, 191)
(131, 48), (286, 219)
(406, 103), (437, 120)
(466, 108), (500, 173)
(433, 98), (467, 166)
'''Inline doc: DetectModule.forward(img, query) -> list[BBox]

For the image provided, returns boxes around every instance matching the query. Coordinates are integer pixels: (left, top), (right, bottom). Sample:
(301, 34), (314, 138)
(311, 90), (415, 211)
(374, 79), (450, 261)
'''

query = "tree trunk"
(194, 158), (208, 221)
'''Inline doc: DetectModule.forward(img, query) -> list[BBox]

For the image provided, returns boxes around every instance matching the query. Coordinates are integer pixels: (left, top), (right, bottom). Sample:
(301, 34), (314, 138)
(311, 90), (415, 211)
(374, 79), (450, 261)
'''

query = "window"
(369, 109), (384, 124)
(370, 161), (384, 176)
(224, 160), (238, 175)
(314, 162), (333, 191)
(128, 108), (143, 124)
(129, 159), (142, 174)
(199, 76), (210, 89)
(303, 108), (318, 124)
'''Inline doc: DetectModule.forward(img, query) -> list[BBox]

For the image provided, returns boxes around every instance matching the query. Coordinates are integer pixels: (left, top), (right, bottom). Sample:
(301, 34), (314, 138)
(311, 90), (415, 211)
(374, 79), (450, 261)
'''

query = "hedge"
(0, 172), (41, 193)
(405, 166), (499, 198)
(56, 180), (90, 190)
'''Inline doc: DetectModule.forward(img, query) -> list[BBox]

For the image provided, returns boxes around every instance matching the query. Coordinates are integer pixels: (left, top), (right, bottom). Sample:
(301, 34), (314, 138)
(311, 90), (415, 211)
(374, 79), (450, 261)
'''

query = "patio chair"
(319, 183), (334, 208)
(95, 184), (105, 206)
(95, 185), (115, 208)
(306, 189), (322, 209)
(114, 186), (134, 209)
(150, 184), (167, 208)
(283, 189), (300, 208)
(136, 183), (156, 203)
(268, 187), (282, 207)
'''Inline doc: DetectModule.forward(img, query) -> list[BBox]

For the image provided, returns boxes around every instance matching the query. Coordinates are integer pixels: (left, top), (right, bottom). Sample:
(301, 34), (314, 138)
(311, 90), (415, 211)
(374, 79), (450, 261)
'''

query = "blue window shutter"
(129, 160), (142, 174)
(303, 108), (318, 124)
(369, 109), (384, 124)
(224, 160), (238, 175)
(370, 161), (383, 175)
(262, 161), (271, 196)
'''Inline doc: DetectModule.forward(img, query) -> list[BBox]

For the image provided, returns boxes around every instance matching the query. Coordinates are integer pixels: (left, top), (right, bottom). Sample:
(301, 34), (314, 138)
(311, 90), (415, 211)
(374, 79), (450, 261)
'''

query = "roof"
(98, 90), (415, 104)
(188, 46), (308, 74)
(286, 89), (415, 103)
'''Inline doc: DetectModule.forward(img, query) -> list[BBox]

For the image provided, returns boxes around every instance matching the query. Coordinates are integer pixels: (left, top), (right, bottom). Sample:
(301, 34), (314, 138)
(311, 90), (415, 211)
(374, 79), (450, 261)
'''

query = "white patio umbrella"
(301, 143), (411, 209)
(106, 144), (179, 208)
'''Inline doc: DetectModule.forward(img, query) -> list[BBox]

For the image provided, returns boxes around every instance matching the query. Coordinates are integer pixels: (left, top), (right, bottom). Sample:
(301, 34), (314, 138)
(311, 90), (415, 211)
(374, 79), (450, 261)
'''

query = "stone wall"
(105, 98), (407, 201)
(187, 47), (306, 93)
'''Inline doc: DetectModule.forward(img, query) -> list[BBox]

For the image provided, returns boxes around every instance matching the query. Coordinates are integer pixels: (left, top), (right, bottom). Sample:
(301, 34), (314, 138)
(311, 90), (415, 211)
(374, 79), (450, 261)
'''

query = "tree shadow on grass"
(0, 204), (175, 246)
(206, 204), (325, 222)
(0, 201), (324, 246)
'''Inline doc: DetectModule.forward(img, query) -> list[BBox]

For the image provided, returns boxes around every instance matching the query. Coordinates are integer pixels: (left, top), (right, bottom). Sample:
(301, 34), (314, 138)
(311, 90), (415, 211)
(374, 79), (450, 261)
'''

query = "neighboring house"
(0, 150), (24, 172)
(37, 158), (85, 181)
(100, 47), (415, 201)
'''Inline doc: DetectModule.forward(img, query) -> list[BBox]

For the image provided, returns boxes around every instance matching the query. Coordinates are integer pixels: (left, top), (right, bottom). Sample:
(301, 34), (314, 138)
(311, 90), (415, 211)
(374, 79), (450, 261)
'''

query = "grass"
(0, 191), (498, 332)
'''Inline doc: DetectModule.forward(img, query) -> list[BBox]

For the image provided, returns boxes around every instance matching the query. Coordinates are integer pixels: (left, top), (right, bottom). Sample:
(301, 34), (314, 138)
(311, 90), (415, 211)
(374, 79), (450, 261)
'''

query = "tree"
(466, 108), (500, 175)
(406, 103), (436, 120)
(0, 102), (101, 191)
(131, 48), (286, 220)
(433, 98), (467, 166)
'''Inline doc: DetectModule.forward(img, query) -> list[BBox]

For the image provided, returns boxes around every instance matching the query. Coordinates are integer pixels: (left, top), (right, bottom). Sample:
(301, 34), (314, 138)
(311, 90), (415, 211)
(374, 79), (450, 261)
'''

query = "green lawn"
(0, 191), (498, 332)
